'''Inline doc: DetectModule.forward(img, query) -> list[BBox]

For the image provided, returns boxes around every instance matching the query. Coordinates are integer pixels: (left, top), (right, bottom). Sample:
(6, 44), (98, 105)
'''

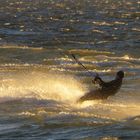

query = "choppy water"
(0, 0), (140, 139)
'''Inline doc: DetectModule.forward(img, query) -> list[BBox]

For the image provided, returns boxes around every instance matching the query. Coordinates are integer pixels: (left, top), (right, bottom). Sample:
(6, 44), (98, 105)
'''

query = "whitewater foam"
(0, 71), (86, 103)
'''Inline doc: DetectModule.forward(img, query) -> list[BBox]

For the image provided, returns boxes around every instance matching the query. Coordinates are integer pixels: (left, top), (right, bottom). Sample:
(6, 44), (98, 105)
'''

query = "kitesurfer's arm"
(92, 75), (105, 87)
(92, 71), (124, 91)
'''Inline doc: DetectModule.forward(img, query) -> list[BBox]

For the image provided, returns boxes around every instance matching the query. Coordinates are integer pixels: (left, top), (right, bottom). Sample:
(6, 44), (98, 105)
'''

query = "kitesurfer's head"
(116, 71), (124, 79)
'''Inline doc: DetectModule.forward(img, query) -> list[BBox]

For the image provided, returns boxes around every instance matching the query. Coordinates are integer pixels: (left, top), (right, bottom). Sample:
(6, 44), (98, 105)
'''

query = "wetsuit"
(78, 71), (124, 102)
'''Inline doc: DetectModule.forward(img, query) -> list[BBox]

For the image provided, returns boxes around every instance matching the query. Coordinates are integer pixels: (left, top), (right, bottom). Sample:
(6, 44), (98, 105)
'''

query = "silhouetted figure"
(78, 71), (124, 102)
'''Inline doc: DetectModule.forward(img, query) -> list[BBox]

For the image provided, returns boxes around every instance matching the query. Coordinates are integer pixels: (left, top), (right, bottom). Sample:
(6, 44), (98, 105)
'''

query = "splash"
(0, 71), (86, 103)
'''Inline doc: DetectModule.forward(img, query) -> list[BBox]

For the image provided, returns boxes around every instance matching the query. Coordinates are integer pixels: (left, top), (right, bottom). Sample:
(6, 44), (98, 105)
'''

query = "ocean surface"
(0, 0), (140, 139)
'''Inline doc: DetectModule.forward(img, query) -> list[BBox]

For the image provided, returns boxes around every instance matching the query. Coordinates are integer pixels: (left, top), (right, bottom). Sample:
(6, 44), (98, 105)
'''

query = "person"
(78, 71), (124, 102)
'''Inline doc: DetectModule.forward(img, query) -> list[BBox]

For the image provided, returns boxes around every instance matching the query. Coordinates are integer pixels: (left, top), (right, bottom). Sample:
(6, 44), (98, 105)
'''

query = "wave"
(0, 45), (43, 50)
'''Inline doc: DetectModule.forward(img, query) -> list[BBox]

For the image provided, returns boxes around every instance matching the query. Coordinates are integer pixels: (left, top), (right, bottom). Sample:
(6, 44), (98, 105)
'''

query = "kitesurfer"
(78, 71), (124, 102)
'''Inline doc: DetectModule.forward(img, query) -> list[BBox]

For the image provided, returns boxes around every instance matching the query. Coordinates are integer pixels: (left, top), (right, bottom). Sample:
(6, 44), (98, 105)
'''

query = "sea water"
(0, 0), (140, 139)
